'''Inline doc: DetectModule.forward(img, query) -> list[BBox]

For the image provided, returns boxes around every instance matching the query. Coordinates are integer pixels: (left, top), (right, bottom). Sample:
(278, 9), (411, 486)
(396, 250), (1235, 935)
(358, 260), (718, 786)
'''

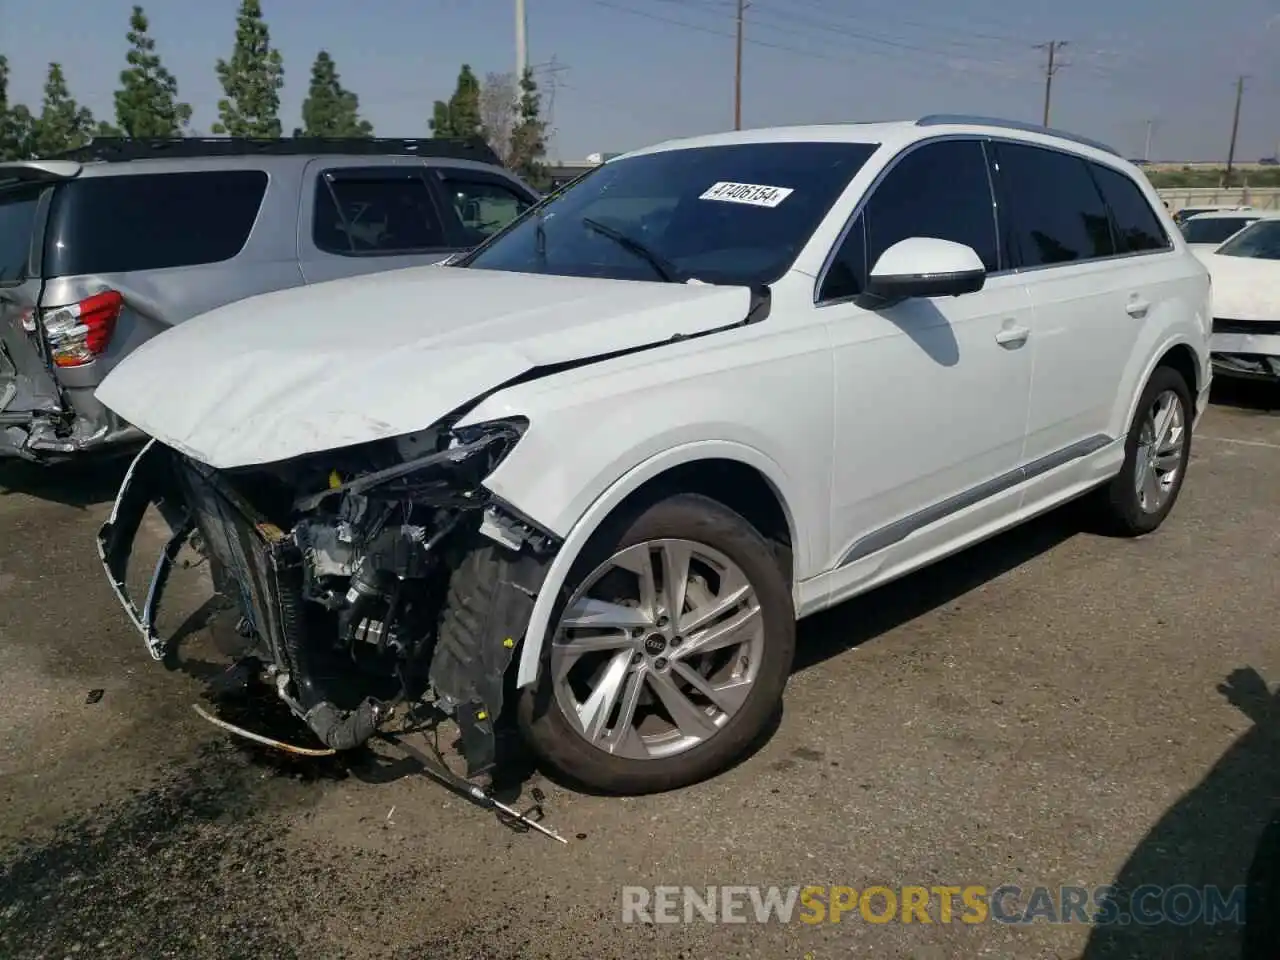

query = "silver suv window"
(313, 168), (449, 255)
(43, 171), (268, 276)
(0, 185), (41, 283)
(438, 170), (533, 243)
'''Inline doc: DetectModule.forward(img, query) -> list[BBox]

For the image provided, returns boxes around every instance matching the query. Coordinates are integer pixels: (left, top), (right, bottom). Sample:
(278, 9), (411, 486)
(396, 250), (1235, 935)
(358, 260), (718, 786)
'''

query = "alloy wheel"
(550, 538), (765, 760)
(1134, 388), (1186, 514)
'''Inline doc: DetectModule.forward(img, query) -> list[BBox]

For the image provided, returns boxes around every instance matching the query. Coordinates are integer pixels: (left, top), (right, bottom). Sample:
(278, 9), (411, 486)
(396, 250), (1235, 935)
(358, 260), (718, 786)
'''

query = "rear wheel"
(517, 494), (795, 794)
(1093, 365), (1193, 536)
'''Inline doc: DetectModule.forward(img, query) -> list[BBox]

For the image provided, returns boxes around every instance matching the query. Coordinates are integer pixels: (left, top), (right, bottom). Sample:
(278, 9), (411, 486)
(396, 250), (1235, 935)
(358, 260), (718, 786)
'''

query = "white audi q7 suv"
(94, 116), (1212, 796)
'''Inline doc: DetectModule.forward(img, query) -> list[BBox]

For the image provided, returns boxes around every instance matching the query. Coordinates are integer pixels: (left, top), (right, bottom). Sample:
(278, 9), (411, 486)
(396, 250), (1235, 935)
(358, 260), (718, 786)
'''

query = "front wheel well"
(602, 458), (795, 585)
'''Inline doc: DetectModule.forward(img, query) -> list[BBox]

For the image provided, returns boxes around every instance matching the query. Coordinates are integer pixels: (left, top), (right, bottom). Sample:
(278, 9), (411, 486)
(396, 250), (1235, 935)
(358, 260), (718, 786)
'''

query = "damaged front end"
(97, 418), (558, 777)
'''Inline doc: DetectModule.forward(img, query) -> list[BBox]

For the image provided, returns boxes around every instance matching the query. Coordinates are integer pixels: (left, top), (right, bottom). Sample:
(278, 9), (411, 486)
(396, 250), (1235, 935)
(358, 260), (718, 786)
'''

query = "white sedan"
(1197, 216), (1280, 380)
(1179, 209), (1266, 252)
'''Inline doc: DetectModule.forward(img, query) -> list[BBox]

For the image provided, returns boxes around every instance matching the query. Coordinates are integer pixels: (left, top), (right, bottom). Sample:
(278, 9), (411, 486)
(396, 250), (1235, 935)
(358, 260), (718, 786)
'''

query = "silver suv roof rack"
(915, 114), (1121, 157)
(45, 136), (502, 167)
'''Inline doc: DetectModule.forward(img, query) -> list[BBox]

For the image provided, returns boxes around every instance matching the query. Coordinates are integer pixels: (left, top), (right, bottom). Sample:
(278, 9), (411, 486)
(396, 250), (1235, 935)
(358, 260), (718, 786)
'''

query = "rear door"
(0, 179), (62, 431)
(298, 163), (458, 283)
(994, 141), (1175, 463)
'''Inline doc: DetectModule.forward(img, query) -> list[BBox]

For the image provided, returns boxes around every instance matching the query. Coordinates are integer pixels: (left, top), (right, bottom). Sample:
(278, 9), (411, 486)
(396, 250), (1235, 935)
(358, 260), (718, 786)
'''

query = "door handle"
(995, 324), (1030, 347)
(1126, 298), (1151, 318)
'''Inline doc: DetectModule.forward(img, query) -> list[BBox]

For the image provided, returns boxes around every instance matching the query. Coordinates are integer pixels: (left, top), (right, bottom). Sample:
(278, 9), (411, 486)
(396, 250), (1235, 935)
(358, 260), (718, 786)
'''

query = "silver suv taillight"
(41, 291), (125, 367)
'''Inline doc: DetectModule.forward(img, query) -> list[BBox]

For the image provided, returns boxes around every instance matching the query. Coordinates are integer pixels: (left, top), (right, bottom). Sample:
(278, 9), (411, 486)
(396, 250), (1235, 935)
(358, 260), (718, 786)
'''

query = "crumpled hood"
(95, 266), (752, 469)
(1199, 252), (1280, 323)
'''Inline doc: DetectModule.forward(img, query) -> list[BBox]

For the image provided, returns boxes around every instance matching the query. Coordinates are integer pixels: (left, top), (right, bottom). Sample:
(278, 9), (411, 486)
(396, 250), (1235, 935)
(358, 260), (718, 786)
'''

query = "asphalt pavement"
(1, 380), (1278, 960)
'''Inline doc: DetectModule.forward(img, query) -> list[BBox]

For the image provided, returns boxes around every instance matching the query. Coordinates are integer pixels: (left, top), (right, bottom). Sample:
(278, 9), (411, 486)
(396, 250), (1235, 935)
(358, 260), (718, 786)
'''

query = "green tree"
(33, 63), (96, 156)
(429, 64), (481, 140)
(508, 68), (548, 186)
(113, 5), (192, 137)
(0, 56), (36, 161)
(293, 51), (372, 138)
(212, 0), (284, 137)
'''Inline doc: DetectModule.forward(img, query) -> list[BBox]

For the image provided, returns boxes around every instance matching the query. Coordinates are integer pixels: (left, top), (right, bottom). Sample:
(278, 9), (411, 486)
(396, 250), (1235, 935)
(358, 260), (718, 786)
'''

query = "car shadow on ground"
(1209, 375), (1280, 413)
(0, 455), (130, 508)
(794, 503), (1082, 672)
(1079, 667), (1280, 959)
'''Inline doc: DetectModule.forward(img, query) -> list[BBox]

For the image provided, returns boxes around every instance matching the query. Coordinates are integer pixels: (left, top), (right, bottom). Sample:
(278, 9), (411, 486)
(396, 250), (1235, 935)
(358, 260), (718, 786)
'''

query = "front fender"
(494, 439), (806, 689)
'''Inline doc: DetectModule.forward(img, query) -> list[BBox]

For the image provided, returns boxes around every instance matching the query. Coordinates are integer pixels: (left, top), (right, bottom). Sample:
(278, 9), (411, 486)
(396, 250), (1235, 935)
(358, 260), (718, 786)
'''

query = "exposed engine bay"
(97, 417), (559, 778)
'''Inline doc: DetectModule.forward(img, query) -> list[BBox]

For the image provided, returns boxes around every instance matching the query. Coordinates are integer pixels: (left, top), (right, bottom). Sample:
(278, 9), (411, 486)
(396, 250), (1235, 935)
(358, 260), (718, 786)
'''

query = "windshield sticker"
(699, 181), (794, 208)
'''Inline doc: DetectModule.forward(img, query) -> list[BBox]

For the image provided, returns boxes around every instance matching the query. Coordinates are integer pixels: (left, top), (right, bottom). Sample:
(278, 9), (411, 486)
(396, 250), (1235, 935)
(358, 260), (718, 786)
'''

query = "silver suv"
(0, 137), (537, 462)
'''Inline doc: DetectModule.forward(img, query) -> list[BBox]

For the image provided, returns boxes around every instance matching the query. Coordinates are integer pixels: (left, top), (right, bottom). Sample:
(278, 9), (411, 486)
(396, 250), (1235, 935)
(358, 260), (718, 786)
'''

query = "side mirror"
(862, 237), (986, 308)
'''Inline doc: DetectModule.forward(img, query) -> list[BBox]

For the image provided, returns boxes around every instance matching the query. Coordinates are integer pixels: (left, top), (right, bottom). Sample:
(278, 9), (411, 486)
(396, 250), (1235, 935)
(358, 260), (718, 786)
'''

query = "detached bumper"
(96, 439), (192, 660)
(1210, 321), (1280, 380)
(0, 412), (144, 462)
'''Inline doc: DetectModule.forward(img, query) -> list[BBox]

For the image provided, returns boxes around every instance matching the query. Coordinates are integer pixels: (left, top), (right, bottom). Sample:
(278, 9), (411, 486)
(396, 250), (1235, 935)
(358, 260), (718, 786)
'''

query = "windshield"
(460, 141), (879, 286)
(1181, 216), (1258, 245)
(1216, 219), (1280, 260)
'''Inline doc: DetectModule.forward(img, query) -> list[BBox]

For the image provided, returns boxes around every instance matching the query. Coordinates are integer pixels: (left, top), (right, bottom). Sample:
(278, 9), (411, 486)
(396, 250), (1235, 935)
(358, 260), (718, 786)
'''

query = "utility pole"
(1035, 40), (1067, 127)
(1226, 75), (1245, 184)
(734, 0), (745, 130)
(515, 0), (528, 84)
(1143, 118), (1156, 162)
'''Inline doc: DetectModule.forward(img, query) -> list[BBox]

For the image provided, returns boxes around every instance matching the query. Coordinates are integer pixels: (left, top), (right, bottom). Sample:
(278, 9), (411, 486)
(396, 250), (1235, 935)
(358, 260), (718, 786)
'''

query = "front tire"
(1094, 365), (1194, 536)
(517, 494), (795, 794)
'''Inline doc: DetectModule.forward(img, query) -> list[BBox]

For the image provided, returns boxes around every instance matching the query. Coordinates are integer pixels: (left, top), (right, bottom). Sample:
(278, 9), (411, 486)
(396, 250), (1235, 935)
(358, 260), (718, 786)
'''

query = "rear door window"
(313, 168), (449, 255)
(44, 171), (267, 276)
(993, 142), (1115, 267)
(0, 186), (43, 283)
(435, 169), (534, 244)
(1089, 162), (1171, 253)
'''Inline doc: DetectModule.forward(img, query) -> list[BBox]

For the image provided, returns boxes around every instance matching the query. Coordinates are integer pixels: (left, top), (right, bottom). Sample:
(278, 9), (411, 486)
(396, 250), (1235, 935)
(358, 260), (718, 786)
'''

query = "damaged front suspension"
(98, 434), (558, 777)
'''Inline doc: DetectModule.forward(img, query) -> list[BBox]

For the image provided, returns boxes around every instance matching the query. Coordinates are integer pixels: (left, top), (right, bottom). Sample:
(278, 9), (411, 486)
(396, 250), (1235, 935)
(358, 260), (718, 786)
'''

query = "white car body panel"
(94, 118), (1214, 698)
(821, 272), (1033, 571)
(94, 267), (753, 468)
(1199, 247), (1280, 360)
(1200, 253), (1280, 324)
(462, 272), (832, 573)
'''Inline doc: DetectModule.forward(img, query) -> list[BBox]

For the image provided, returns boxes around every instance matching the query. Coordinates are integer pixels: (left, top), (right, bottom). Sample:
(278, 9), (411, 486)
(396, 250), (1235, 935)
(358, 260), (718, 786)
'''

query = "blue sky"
(2, 0), (1278, 162)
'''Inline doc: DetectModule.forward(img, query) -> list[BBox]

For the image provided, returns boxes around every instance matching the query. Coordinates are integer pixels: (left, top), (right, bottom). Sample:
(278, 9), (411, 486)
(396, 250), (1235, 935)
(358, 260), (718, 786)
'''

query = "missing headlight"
(131, 416), (555, 775)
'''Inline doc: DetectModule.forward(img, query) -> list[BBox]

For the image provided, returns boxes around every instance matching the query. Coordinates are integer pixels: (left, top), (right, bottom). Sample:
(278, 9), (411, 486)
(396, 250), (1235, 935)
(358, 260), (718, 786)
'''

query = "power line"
(759, 0), (1055, 46)
(656, 0), (1029, 65)
(531, 56), (569, 128)
(584, 0), (1018, 82)
(1035, 40), (1068, 126)
(584, 0), (856, 65)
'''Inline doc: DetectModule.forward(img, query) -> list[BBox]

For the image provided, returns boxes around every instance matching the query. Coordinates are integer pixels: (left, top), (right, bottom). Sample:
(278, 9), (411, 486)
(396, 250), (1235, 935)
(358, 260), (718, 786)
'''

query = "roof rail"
(915, 115), (1121, 157)
(44, 136), (502, 166)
